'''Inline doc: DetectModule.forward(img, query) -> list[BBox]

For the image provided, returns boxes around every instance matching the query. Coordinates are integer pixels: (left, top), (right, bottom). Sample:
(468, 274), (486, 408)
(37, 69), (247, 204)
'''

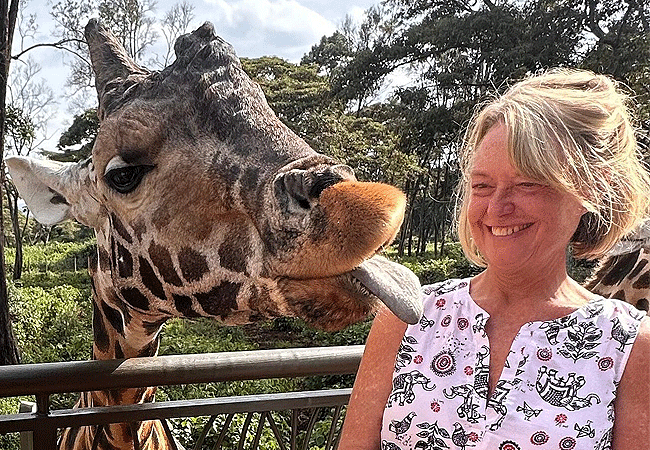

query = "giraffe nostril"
(275, 165), (356, 213)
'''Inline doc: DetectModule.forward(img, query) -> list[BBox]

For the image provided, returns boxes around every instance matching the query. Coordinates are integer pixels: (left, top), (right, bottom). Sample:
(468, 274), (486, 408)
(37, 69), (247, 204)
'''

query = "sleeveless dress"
(380, 279), (645, 450)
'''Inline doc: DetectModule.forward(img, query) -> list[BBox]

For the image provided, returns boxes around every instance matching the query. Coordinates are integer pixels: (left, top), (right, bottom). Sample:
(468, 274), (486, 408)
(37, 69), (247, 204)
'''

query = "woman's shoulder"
(583, 295), (647, 326)
(422, 278), (470, 298)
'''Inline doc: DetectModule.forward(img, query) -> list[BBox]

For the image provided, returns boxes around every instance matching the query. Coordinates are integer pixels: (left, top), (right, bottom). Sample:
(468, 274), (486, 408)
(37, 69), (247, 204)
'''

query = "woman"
(339, 69), (650, 450)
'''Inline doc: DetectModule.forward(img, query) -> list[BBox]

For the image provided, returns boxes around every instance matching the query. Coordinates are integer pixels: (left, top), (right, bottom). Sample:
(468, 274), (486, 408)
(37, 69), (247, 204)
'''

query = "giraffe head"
(7, 20), (422, 332)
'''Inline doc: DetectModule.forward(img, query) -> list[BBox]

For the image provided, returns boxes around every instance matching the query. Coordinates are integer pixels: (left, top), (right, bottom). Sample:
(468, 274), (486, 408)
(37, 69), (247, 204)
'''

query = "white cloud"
(201, 0), (335, 61)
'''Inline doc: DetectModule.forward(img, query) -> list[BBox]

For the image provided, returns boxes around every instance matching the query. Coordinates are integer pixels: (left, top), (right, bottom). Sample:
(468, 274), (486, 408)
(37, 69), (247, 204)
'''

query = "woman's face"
(467, 123), (585, 273)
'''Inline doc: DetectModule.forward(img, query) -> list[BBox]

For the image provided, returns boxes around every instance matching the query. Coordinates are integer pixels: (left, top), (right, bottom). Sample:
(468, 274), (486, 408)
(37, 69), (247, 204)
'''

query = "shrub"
(9, 283), (93, 364)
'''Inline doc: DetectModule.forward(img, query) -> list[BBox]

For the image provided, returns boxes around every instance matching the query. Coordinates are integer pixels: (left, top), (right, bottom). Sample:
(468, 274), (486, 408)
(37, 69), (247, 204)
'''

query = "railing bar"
(213, 413), (235, 450)
(237, 412), (254, 450)
(290, 409), (298, 450)
(195, 415), (218, 450)
(160, 419), (179, 450)
(300, 408), (320, 450)
(0, 346), (364, 398)
(91, 424), (104, 450)
(0, 389), (352, 433)
(332, 426), (343, 450)
(251, 411), (267, 450)
(266, 411), (288, 450)
(325, 405), (344, 450)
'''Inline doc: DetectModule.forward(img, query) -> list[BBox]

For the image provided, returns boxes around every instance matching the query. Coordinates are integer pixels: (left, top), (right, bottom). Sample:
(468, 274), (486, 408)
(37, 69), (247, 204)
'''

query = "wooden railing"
(0, 345), (364, 450)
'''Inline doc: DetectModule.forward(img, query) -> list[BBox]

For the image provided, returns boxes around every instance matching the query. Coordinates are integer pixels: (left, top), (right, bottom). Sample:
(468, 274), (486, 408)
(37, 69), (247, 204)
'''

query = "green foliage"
(9, 282), (92, 364)
(46, 108), (99, 162)
(6, 239), (96, 274)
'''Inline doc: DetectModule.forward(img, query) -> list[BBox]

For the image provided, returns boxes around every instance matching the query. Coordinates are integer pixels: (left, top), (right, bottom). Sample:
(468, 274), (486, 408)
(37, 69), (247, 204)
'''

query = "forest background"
(0, 0), (647, 445)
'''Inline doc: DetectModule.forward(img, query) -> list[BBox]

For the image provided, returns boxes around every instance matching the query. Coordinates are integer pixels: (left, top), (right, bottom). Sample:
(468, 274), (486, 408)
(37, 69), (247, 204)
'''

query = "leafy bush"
(9, 283), (92, 364)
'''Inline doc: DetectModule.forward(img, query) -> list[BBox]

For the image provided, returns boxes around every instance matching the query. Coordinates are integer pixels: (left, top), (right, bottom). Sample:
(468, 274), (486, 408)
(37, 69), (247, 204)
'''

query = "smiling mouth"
(490, 223), (533, 236)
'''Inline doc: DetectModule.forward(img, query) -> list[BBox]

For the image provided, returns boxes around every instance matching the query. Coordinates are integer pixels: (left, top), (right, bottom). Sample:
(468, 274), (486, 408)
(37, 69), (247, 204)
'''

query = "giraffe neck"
(58, 250), (172, 450)
(585, 248), (650, 314)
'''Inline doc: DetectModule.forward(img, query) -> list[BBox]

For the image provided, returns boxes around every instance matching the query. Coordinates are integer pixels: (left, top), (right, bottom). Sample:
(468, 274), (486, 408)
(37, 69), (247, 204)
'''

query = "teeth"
(491, 223), (532, 236)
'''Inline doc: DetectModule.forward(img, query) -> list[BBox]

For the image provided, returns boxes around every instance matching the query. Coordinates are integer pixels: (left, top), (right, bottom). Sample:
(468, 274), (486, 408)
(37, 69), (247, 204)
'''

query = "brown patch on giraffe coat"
(629, 258), (648, 280)
(599, 251), (641, 286)
(139, 256), (166, 300)
(120, 287), (150, 310)
(152, 202), (172, 231)
(632, 271), (650, 290)
(111, 213), (133, 244)
(133, 219), (147, 241)
(137, 339), (160, 357)
(195, 281), (241, 316)
(637, 298), (649, 312)
(101, 300), (124, 336)
(98, 246), (111, 272)
(178, 247), (209, 282)
(142, 318), (167, 335)
(93, 302), (110, 353)
(613, 290), (627, 301)
(116, 241), (133, 278)
(173, 294), (202, 317)
(149, 241), (183, 286)
(115, 341), (124, 359)
(219, 228), (251, 274)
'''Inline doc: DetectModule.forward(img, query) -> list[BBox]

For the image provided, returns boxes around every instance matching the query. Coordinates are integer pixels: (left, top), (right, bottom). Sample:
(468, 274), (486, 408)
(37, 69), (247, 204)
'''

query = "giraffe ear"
(6, 156), (98, 227)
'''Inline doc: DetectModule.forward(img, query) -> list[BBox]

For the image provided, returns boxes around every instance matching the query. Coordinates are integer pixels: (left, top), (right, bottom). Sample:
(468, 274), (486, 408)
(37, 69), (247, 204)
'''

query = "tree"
(241, 57), (419, 185)
(0, 0), (22, 365)
(314, 0), (650, 256)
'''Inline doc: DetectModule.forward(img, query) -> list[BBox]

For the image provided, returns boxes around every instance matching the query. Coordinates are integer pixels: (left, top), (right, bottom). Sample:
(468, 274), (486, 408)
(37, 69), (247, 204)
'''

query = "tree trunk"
(0, 0), (22, 365)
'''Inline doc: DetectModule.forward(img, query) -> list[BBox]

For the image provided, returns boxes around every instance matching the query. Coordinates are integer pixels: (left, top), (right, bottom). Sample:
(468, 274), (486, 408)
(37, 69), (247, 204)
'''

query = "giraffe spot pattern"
(149, 241), (183, 286)
(173, 294), (202, 317)
(139, 256), (166, 300)
(142, 318), (167, 335)
(116, 241), (133, 278)
(93, 302), (110, 353)
(111, 213), (133, 244)
(114, 342), (124, 359)
(132, 219), (147, 242)
(600, 251), (640, 286)
(120, 287), (150, 310)
(628, 258), (648, 280)
(219, 231), (249, 274)
(101, 300), (124, 336)
(195, 281), (241, 316)
(98, 247), (111, 271)
(632, 271), (650, 290)
(178, 247), (209, 282)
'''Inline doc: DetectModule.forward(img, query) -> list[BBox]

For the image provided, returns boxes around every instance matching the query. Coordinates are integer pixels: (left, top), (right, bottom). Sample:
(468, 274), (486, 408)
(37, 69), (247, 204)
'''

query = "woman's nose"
(488, 188), (515, 216)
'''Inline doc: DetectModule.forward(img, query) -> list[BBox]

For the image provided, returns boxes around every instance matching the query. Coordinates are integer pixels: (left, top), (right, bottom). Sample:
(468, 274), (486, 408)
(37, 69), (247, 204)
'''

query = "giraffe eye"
(105, 165), (154, 194)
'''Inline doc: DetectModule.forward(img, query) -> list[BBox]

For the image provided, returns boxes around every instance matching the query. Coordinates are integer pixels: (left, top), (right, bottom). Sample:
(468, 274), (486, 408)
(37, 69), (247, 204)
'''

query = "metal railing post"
(32, 394), (57, 450)
(19, 401), (35, 450)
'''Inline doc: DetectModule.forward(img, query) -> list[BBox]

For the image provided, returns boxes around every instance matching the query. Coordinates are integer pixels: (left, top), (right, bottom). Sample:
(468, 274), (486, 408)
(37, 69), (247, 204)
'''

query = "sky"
(12, 0), (380, 154)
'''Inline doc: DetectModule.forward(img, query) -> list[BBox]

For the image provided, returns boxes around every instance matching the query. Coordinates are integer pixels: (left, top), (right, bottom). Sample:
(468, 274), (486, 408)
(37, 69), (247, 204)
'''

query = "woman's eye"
(105, 165), (154, 194)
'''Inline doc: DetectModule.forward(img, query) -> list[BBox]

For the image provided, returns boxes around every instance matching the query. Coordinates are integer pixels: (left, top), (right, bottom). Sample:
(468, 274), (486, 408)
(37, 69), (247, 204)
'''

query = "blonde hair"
(457, 68), (650, 266)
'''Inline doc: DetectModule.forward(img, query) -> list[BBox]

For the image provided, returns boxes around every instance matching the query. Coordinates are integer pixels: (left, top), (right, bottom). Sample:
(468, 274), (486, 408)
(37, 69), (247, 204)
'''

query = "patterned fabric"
(380, 278), (645, 450)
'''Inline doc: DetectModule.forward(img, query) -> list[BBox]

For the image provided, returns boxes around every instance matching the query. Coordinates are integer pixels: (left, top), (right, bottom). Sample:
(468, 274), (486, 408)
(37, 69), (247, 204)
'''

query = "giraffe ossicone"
(6, 19), (422, 450)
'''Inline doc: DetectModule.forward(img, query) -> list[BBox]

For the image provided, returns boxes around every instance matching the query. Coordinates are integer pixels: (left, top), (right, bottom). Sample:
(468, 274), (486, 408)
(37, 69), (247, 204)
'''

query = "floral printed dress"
(380, 279), (645, 450)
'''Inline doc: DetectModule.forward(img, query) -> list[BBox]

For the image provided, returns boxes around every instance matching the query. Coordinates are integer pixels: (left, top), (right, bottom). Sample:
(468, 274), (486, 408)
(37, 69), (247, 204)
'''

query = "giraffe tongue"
(351, 255), (423, 324)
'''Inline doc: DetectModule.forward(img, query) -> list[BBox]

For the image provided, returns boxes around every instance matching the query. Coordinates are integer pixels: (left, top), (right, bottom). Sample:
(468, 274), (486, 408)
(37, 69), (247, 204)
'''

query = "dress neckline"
(459, 277), (603, 327)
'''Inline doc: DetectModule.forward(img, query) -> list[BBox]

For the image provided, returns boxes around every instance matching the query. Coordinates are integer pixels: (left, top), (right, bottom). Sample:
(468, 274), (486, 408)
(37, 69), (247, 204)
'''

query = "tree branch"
(12, 38), (89, 66)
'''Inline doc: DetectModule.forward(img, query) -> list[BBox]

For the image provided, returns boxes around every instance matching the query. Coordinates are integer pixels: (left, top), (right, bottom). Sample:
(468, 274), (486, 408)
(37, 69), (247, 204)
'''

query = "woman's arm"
(338, 307), (408, 450)
(612, 316), (649, 449)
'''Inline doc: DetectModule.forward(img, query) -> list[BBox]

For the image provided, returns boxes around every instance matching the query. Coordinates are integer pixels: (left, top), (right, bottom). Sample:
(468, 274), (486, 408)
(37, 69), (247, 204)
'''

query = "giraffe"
(5, 20), (423, 450)
(585, 220), (650, 314)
